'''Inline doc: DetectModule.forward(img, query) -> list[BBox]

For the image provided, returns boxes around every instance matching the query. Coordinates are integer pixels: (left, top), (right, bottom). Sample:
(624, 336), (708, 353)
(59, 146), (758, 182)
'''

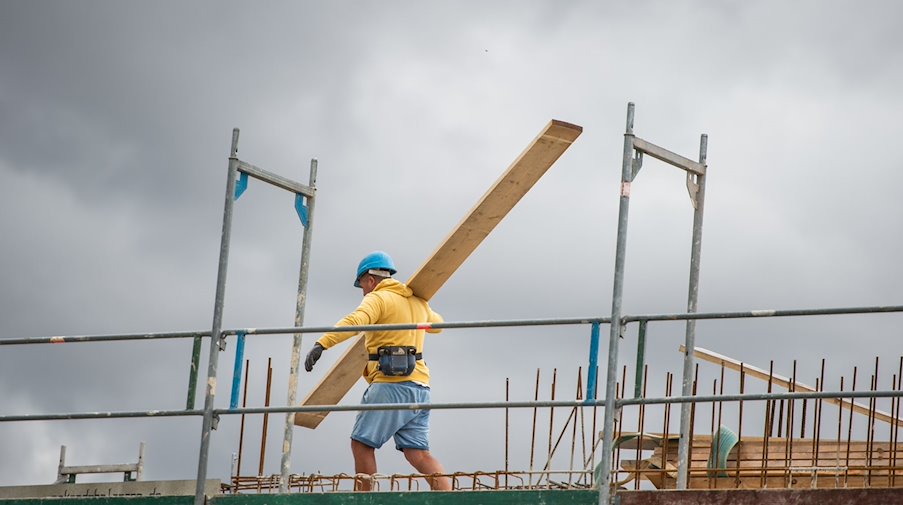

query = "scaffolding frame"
(195, 129), (318, 500)
(2, 109), (903, 505)
(598, 102), (708, 503)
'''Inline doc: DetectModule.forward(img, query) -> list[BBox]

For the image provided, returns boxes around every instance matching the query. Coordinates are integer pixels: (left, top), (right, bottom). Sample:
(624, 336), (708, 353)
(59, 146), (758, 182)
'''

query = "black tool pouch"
(373, 346), (419, 377)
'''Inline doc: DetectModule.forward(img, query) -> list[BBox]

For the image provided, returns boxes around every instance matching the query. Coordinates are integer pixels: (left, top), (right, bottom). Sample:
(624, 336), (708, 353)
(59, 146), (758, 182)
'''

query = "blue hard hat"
(354, 251), (397, 287)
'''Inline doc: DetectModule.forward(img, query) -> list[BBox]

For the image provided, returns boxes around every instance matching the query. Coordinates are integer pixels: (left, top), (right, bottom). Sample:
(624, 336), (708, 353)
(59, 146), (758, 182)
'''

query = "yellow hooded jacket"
(316, 278), (443, 385)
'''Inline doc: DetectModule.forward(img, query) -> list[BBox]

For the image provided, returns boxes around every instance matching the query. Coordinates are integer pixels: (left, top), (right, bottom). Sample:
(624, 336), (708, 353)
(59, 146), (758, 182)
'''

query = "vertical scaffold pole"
(195, 128), (240, 505)
(676, 133), (708, 489)
(280, 159), (318, 492)
(599, 102), (636, 505)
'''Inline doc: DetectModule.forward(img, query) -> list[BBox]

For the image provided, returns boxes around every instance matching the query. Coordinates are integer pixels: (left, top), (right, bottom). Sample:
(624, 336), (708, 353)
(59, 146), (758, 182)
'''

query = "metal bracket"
(686, 172), (699, 209)
(212, 412), (220, 431)
(295, 193), (309, 228)
(234, 171), (249, 200)
(217, 333), (228, 352)
(630, 151), (643, 181)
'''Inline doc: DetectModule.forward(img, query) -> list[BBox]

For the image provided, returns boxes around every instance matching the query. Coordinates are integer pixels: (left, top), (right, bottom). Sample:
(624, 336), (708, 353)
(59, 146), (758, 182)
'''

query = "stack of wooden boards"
(615, 346), (903, 490)
(617, 431), (902, 489)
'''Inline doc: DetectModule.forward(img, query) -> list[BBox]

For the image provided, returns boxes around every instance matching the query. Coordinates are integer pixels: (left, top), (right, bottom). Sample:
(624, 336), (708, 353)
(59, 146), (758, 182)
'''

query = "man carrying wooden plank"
(294, 120), (582, 431)
(304, 251), (450, 491)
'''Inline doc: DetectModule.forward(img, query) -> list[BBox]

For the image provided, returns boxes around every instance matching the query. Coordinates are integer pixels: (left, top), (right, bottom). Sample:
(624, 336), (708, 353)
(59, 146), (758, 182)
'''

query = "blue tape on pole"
(229, 332), (246, 410)
(295, 193), (309, 228)
(234, 172), (248, 200)
(586, 322), (601, 403)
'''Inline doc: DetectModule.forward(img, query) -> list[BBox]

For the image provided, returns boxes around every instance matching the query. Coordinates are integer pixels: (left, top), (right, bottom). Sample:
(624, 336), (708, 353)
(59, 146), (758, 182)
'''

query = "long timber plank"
(295, 120), (582, 428)
(682, 345), (902, 426)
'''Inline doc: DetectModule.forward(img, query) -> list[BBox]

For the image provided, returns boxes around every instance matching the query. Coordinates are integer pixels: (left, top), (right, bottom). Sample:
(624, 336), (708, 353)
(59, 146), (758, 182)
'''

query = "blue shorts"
(351, 382), (431, 452)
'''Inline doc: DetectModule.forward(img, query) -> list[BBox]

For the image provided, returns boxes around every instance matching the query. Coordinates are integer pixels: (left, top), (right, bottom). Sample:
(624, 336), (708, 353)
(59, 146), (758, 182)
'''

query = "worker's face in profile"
(359, 274), (379, 296)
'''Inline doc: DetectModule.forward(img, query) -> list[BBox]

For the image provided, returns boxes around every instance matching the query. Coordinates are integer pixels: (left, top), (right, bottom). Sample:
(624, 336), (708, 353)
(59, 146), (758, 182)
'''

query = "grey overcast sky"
(1, 0), (902, 488)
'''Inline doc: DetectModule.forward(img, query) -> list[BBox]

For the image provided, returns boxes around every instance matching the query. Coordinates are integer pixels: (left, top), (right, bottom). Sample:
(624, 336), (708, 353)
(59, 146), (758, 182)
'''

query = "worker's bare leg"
(403, 449), (451, 490)
(351, 439), (377, 491)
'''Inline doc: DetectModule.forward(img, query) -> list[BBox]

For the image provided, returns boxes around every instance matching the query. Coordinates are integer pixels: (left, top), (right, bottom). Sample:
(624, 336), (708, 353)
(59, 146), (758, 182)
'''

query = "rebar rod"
(614, 367), (628, 488)
(634, 373), (646, 491)
(801, 391), (808, 439)
(836, 375), (844, 486)
(708, 377), (715, 489)
(768, 360), (777, 437)
(845, 367), (858, 486)
(541, 401), (577, 474)
(735, 364), (745, 487)
(505, 377), (510, 489)
(761, 361), (774, 488)
(579, 370), (588, 483)
(546, 368), (557, 485)
(814, 359), (826, 472)
(893, 357), (902, 486)
(662, 372), (673, 479)
(258, 358), (273, 476)
(528, 368), (540, 487)
(785, 360), (797, 487)
(716, 365), (724, 477)
(568, 368), (581, 486)
(689, 364), (699, 486)
(237, 359), (250, 480)
(868, 357), (879, 486)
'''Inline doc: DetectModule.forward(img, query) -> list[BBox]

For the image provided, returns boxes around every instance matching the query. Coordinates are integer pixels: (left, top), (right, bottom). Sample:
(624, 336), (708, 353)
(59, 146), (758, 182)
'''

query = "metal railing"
(3, 305), (903, 504)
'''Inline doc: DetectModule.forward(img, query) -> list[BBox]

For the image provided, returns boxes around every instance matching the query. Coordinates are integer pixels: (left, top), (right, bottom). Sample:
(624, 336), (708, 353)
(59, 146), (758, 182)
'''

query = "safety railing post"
(633, 320), (648, 399)
(186, 335), (203, 409)
(599, 102), (636, 505)
(676, 133), (708, 489)
(280, 158), (318, 492)
(586, 323), (601, 402)
(195, 129), (240, 505)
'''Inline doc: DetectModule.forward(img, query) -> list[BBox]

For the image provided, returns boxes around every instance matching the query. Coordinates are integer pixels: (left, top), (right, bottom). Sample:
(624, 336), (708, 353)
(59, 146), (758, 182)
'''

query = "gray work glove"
(304, 343), (324, 372)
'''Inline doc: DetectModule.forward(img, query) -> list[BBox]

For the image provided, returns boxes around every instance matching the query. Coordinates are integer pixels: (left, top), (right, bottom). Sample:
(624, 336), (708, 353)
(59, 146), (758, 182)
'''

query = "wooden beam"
(682, 345), (901, 426)
(294, 120), (583, 428)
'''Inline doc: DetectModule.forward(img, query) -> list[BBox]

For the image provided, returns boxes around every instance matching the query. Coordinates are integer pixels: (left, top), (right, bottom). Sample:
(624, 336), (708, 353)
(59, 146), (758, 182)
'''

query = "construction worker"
(304, 251), (451, 491)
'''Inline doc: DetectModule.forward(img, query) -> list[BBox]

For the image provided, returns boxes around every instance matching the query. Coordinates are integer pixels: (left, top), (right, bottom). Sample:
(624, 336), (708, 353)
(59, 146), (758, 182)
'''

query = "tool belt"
(369, 346), (422, 377)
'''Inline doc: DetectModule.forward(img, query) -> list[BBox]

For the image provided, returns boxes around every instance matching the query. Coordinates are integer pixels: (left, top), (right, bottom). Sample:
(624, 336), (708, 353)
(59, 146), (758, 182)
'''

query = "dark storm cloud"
(2, 0), (902, 488)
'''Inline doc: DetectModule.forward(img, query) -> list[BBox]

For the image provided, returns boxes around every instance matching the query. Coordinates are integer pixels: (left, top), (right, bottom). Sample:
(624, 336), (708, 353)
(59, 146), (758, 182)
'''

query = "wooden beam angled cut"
(407, 119), (582, 300)
(294, 119), (582, 429)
